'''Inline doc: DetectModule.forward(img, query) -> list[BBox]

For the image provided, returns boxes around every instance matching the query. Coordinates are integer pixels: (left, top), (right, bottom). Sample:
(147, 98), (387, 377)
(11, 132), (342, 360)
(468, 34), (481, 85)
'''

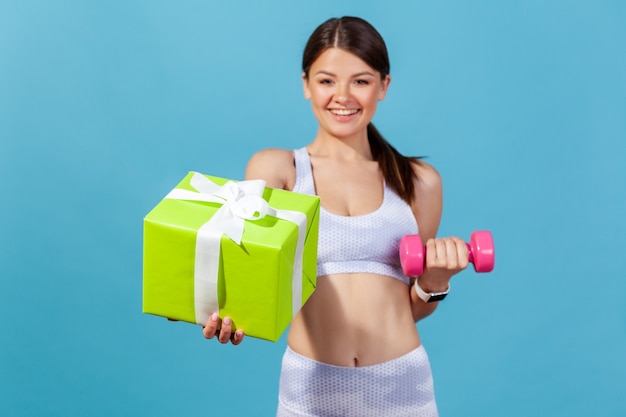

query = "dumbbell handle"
(408, 242), (476, 260)
(465, 243), (476, 263)
(421, 243), (477, 263)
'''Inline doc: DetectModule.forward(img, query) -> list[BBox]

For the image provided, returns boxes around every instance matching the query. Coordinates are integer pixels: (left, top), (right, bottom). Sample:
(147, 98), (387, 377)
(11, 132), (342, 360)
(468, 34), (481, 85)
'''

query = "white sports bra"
(292, 148), (418, 285)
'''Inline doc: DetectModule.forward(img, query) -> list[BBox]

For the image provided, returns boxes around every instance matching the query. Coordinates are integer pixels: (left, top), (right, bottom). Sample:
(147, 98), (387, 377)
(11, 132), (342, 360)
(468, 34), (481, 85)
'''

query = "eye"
(355, 79), (370, 86)
(318, 79), (333, 85)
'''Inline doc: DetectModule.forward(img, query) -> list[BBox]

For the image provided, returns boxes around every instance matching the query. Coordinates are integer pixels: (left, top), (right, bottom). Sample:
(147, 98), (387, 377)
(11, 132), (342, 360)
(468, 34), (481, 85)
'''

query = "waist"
(287, 273), (421, 367)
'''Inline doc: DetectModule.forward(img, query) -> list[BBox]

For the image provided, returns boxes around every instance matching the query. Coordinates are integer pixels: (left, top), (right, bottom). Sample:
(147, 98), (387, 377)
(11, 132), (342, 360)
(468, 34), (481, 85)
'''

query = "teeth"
(330, 109), (359, 116)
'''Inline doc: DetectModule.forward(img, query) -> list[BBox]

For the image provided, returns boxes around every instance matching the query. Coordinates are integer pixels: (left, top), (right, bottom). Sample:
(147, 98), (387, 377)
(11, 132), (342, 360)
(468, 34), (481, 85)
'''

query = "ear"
(378, 74), (391, 101)
(302, 72), (311, 100)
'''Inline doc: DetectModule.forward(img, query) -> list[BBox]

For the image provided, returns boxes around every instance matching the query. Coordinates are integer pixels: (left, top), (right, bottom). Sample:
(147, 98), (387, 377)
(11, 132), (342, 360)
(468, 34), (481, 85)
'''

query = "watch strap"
(414, 278), (450, 303)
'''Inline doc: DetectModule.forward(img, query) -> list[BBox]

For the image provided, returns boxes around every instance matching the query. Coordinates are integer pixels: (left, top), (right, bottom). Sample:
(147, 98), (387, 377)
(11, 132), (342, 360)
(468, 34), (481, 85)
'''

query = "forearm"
(410, 282), (439, 322)
(409, 272), (451, 322)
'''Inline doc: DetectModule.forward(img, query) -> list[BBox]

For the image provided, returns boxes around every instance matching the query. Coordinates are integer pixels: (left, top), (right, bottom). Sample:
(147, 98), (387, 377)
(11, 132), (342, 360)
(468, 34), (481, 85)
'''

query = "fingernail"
(210, 313), (219, 322)
(223, 317), (232, 325)
(236, 330), (243, 338)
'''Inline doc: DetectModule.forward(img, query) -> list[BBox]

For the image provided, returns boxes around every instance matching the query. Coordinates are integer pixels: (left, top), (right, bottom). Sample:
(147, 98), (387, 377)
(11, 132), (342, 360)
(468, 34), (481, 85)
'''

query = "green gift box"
(143, 171), (320, 342)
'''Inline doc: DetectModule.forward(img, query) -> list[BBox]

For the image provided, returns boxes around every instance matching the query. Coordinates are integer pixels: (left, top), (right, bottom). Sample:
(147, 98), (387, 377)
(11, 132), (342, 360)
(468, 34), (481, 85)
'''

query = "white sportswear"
(292, 147), (418, 284)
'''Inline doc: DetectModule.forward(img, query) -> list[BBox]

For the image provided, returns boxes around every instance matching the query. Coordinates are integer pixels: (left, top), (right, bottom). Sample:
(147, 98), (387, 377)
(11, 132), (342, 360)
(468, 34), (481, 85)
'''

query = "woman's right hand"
(202, 313), (245, 345)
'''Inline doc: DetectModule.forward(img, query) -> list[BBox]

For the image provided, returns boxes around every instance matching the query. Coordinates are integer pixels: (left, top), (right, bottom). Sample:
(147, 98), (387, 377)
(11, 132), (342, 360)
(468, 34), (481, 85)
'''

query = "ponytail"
(367, 123), (420, 205)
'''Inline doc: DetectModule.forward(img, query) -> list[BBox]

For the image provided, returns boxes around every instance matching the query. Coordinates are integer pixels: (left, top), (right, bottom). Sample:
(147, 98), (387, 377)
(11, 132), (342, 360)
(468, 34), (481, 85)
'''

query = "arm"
(408, 161), (469, 322)
(244, 148), (296, 188)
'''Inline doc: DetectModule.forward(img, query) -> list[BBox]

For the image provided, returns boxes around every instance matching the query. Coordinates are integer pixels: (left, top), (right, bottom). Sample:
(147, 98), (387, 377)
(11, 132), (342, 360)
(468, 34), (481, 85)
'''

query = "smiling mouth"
(329, 109), (360, 116)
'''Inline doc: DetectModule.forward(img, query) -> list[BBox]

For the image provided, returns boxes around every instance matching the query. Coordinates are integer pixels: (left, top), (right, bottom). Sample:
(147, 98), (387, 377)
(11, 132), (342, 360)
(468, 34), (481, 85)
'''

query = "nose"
(334, 83), (350, 103)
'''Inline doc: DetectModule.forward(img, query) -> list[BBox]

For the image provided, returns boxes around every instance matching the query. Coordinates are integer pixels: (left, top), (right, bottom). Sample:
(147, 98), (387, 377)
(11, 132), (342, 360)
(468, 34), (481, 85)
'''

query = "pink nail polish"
(223, 317), (232, 325)
(210, 313), (218, 322)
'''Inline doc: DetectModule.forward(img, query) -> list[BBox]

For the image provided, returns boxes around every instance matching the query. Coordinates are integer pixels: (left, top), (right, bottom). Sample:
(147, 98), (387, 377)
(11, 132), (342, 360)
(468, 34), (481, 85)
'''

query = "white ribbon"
(165, 172), (307, 325)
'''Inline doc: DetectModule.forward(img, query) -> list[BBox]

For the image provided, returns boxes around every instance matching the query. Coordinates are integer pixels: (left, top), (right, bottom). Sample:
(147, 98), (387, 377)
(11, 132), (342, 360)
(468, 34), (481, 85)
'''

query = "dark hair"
(302, 16), (419, 204)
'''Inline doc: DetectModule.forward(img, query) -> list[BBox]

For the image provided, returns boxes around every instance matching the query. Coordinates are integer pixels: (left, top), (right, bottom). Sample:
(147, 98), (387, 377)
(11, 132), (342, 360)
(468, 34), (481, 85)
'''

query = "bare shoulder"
(411, 159), (442, 192)
(410, 159), (443, 241)
(245, 148), (296, 190)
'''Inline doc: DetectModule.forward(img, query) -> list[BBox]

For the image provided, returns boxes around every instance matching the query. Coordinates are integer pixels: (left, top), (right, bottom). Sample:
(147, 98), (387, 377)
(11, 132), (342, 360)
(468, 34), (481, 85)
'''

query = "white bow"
(168, 173), (274, 245)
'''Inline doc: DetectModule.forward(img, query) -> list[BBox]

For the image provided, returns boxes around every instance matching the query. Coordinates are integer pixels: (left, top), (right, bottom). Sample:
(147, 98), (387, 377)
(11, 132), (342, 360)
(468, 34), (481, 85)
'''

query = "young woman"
(203, 16), (469, 416)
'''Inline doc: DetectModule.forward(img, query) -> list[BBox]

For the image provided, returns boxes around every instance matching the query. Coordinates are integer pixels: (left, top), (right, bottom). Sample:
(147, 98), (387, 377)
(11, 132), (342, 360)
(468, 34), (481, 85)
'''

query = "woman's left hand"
(202, 313), (245, 345)
(417, 236), (469, 292)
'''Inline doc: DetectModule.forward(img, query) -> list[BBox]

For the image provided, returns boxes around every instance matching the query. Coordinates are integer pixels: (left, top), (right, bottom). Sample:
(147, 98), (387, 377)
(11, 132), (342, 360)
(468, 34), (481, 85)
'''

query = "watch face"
(428, 293), (448, 303)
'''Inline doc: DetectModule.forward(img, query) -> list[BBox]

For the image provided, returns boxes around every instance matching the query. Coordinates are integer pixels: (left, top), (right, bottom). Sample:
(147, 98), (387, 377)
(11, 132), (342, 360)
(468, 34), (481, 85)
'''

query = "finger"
(425, 238), (443, 269)
(231, 329), (245, 346)
(202, 313), (220, 339)
(453, 237), (469, 269)
(218, 317), (233, 344)
(433, 238), (447, 268)
(424, 238), (436, 269)
(444, 238), (459, 269)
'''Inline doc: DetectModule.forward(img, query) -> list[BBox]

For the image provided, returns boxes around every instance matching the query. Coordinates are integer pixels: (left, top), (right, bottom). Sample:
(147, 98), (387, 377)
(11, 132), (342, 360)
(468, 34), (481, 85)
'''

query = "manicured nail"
(236, 330), (243, 338)
(210, 313), (219, 322)
(223, 317), (232, 326)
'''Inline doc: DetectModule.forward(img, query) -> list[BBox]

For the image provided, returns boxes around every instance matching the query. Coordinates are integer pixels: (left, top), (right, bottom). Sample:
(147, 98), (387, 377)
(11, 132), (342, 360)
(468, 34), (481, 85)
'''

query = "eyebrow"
(313, 70), (376, 78)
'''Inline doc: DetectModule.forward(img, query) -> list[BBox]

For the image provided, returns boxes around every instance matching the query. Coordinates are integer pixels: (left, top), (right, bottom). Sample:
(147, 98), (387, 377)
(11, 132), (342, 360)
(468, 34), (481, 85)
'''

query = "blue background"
(1, 1), (625, 416)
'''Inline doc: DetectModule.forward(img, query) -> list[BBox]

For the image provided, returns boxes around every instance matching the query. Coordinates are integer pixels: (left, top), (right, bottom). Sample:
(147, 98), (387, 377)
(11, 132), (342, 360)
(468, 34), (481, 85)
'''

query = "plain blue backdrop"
(1, 1), (625, 416)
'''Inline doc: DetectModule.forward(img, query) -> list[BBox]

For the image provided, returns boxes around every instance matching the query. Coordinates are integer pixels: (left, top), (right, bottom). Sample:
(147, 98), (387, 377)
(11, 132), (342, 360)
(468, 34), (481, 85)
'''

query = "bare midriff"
(287, 273), (421, 367)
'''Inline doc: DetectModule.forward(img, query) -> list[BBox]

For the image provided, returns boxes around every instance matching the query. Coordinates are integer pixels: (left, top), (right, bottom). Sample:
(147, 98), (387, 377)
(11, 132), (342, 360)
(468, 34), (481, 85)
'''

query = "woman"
(203, 16), (468, 416)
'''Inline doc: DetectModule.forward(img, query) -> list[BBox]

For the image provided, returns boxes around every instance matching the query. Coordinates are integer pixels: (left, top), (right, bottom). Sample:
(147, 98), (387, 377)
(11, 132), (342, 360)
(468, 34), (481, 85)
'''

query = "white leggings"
(276, 345), (439, 417)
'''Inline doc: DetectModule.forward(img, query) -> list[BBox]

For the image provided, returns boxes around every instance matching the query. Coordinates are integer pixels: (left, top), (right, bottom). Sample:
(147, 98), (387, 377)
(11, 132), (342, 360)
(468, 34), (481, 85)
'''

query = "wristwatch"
(414, 278), (450, 303)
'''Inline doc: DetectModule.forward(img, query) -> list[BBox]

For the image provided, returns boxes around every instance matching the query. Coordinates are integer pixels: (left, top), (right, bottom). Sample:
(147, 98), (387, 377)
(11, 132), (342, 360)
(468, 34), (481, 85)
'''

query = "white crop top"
(292, 148), (418, 285)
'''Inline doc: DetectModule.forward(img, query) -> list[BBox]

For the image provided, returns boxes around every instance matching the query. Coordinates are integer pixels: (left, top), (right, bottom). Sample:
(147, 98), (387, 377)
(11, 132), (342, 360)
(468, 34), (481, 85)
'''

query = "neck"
(308, 128), (373, 161)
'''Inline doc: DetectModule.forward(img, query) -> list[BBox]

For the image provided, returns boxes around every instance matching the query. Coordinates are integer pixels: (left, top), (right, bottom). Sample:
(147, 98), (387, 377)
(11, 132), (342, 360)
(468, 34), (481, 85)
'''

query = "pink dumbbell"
(399, 230), (495, 277)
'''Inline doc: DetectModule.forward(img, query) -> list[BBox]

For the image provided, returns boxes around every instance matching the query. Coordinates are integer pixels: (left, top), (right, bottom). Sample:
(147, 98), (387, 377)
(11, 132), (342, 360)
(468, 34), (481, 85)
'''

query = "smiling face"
(303, 47), (391, 141)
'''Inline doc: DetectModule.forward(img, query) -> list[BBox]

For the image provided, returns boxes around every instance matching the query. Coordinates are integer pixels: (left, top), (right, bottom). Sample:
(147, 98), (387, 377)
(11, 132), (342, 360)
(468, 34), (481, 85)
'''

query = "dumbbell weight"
(399, 230), (495, 277)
